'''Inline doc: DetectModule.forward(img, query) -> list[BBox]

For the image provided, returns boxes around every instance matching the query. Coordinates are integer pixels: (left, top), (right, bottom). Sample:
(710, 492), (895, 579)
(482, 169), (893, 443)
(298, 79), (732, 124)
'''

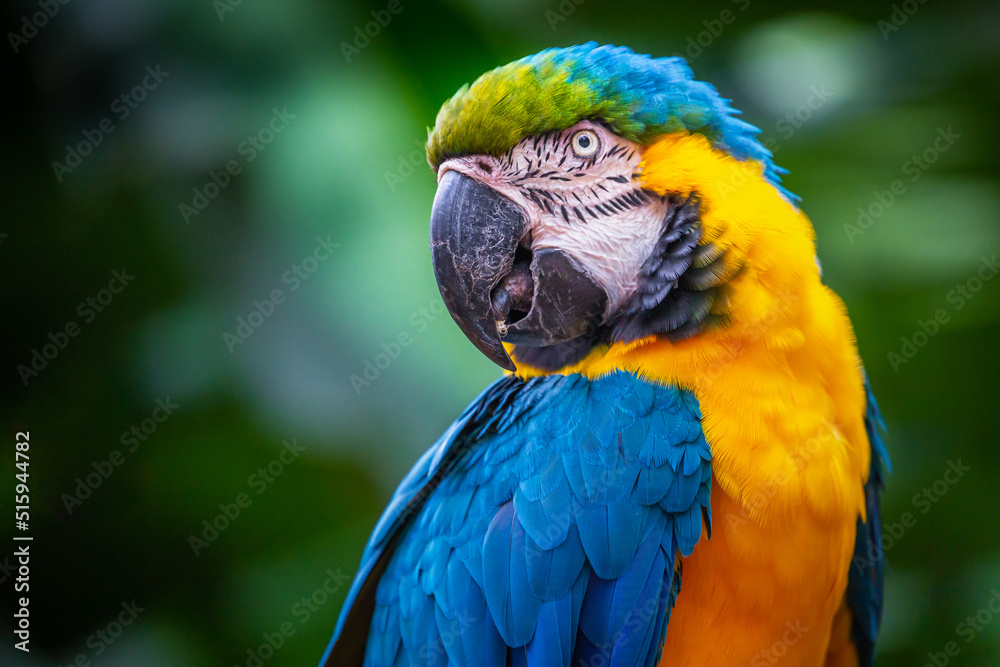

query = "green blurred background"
(2, 0), (998, 664)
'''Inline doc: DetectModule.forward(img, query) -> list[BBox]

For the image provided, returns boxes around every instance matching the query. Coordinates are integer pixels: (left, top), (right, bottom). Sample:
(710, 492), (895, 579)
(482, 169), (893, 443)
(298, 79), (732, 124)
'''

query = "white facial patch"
(438, 121), (670, 317)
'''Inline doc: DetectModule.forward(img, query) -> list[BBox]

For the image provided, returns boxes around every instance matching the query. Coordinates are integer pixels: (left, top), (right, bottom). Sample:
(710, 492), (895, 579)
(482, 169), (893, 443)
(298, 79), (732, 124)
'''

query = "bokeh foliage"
(1, 0), (998, 665)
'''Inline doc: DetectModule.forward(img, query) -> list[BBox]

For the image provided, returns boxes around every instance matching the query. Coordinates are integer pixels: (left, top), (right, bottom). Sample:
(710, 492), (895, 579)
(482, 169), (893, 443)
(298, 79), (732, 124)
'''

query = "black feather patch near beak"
(430, 170), (609, 370)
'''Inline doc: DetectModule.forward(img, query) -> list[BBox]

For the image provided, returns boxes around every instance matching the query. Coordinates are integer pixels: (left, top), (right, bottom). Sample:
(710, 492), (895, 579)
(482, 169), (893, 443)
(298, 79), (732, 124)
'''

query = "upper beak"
(430, 170), (608, 371)
(430, 171), (525, 370)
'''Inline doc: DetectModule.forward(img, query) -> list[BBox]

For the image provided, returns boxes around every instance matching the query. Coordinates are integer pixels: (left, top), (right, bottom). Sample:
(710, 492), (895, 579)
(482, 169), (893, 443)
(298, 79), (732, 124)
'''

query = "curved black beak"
(430, 171), (526, 371)
(430, 170), (609, 371)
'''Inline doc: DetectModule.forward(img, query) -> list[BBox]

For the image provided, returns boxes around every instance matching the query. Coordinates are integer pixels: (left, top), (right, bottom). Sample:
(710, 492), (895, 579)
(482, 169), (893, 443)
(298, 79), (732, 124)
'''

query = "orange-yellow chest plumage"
(643, 280), (869, 667)
(516, 132), (872, 665)
(566, 285), (868, 666)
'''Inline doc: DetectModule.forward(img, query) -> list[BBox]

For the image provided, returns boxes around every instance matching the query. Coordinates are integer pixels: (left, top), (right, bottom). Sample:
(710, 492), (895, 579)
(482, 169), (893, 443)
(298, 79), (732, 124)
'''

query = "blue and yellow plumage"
(425, 43), (791, 197)
(322, 43), (890, 667)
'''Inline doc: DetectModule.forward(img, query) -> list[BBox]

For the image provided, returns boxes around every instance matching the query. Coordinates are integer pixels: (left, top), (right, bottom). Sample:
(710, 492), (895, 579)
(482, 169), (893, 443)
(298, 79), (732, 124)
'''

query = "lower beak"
(430, 170), (607, 371)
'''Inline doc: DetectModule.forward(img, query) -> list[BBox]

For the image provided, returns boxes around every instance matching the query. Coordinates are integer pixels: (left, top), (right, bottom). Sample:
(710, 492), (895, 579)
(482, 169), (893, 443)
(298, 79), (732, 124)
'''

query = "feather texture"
(425, 43), (793, 200)
(321, 371), (712, 667)
(845, 375), (892, 666)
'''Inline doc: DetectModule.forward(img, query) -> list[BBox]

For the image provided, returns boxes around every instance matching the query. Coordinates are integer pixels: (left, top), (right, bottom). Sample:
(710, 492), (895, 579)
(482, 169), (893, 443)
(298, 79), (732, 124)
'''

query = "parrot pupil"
(571, 130), (598, 157)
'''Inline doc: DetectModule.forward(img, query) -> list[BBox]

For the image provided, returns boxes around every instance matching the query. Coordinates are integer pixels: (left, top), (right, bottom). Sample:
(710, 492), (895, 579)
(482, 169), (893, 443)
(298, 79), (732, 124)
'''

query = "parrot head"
(426, 42), (805, 372)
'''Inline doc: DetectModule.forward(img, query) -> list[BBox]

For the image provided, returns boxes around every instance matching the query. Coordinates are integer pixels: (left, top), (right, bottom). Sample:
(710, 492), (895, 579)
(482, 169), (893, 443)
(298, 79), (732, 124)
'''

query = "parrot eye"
(570, 129), (600, 158)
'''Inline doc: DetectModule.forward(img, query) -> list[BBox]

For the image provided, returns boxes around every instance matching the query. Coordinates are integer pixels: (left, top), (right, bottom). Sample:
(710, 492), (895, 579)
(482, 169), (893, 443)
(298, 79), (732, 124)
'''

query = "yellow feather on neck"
(512, 131), (870, 526)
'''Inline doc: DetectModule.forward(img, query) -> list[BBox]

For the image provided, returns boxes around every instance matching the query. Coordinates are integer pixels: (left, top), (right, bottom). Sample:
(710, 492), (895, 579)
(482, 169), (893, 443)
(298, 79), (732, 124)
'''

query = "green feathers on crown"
(425, 42), (792, 198)
(427, 56), (612, 170)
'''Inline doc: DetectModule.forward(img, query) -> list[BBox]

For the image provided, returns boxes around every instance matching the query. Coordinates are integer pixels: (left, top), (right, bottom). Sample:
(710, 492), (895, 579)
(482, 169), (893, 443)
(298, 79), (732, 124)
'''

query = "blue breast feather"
(847, 375), (892, 666)
(321, 370), (713, 667)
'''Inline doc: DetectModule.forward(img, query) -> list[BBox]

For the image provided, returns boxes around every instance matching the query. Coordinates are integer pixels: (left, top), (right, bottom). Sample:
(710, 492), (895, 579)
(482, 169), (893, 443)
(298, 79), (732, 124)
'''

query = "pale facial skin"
(438, 121), (671, 317)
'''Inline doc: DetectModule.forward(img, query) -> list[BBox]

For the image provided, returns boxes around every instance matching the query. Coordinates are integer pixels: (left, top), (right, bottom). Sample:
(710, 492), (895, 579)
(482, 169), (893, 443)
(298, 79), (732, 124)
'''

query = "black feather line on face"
(510, 192), (736, 371)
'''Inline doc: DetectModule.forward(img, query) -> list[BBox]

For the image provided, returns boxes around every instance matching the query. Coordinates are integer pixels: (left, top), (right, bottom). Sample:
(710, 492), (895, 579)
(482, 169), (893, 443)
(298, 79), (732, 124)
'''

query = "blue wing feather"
(846, 373), (891, 666)
(445, 554), (506, 667)
(524, 593), (574, 665)
(321, 371), (713, 667)
(610, 546), (669, 667)
(524, 524), (587, 600)
(483, 501), (543, 646)
(578, 513), (666, 646)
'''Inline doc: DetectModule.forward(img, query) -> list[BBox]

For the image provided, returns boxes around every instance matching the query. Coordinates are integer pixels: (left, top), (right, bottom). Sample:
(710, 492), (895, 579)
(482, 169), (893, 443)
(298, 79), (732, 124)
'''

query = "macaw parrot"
(321, 43), (890, 667)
